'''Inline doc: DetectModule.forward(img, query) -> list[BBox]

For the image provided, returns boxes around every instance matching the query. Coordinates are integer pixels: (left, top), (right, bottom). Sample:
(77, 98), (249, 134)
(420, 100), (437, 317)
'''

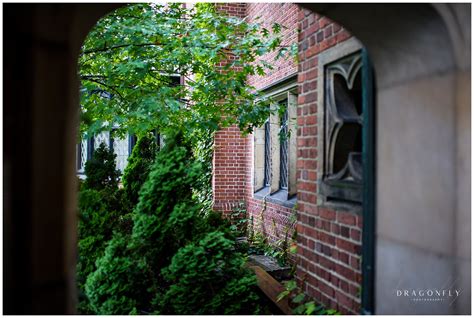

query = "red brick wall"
(212, 3), (247, 215)
(212, 4), (363, 314)
(212, 126), (247, 213)
(243, 3), (299, 246)
(246, 3), (299, 90)
(296, 8), (361, 315)
(216, 3), (246, 18)
(213, 3), (298, 223)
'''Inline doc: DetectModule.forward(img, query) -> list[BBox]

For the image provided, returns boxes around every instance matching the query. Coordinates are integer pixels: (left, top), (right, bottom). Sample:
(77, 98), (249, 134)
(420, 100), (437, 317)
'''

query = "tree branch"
(81, 42), (159, 55)
(82, 78), (126, 101)
(81, 75), (107, 79)
(81, 41), (292, 57)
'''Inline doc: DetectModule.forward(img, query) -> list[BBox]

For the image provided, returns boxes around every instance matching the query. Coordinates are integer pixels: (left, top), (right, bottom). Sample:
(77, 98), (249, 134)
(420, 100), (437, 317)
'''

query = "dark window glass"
(128, 135), (137, 155)
(76, 143), (82, 171)
(279, 101), (289, 190)
(264, 120), (271, 187)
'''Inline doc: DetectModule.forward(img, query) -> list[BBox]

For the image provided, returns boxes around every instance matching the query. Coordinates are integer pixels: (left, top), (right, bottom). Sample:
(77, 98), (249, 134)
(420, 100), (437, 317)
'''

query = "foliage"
(84, 233), (152, 315)
(77, 190), (116, 279)
(78, 3), (298, 313)
(158, 231), (262, 314)
(84, 133), (263, 314)
(229, 201), (249, 237)
(77, 147), (130, 313)
(271, 208), (298, 266)
(122, 133), (158, 205)
(130, 133), (207, 271)
(246, 204), (297, 267)
(85, 135), (204, 314)
(191, 129), (214, 213)
(83, 143), (120, 190)
(277, 281), (340, 315)
(76, 189), (110, 314)
(79, 3), (294, 140)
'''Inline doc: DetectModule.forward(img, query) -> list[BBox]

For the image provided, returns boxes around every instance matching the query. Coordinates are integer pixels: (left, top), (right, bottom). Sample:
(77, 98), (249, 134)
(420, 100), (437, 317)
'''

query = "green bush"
(77, 188), (129, 282)
(77, 189), (110, 279)
(84, 133), (265, 314)
(191, 130), (214, 212)
(83, 143), (120, 190)
(77, 143), (131, 313)
(84, 233), (153, 315)
(77, 190), (132, 312)
(130, 136), (206, 270)
(122, 133), (158, 205)
(85, 134), (206, 314)
(158, 231), (262, 314)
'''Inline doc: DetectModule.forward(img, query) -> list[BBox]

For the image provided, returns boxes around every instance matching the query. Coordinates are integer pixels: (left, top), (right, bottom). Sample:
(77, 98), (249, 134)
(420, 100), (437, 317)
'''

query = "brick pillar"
(212, 126), (248, 214)
(212, 3), (248, 215)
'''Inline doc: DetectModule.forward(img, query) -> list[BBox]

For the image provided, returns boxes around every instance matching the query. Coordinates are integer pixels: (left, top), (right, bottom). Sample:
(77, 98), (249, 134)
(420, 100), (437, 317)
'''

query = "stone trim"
(253, 81), (298, 205)
(316, 37), (363, 213)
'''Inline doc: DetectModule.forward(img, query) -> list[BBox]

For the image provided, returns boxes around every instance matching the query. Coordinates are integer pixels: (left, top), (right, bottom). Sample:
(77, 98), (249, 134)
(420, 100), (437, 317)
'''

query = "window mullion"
(254, 126), (266, 190)
(279, 100), (289, 190)
(270, 102), (281, 193)
(288, 92), (298, 196)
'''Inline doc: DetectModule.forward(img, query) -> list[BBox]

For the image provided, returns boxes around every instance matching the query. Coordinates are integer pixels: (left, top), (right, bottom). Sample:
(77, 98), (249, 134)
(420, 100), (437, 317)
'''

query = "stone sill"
(254, 187), (297, 209)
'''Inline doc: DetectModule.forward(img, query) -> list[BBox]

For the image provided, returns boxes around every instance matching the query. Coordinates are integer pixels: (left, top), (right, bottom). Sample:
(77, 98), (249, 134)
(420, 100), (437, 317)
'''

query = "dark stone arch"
(3, 3), (470, 314)
(4, 4), (121, 314)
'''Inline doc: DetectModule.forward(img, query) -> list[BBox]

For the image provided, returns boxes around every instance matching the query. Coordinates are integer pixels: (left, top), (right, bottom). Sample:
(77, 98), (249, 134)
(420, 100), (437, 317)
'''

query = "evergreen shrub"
(84, 133), (265, 314)
(122, 133), (158, 206)
(83, 143), (120, 190)
(84, 233), (152, 315)
(159, 231), (261, 314)
(77, 143), (129, 313)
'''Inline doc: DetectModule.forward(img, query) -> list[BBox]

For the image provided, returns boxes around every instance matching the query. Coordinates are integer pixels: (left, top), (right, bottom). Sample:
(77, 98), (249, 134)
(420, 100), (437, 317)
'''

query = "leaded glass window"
(110, 130), (129, 173)
(279, 101), (289, 190)
(77, 139), (88, 173)
(263, 120), (271, 187)
(94, 131), (110, 150)
(253, 82), (297, 202)
(76, 138), (94, 175)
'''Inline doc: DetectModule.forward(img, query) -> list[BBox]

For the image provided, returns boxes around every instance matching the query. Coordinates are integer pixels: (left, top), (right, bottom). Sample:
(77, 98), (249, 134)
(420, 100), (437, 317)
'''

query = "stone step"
(247, 254), (292, 282)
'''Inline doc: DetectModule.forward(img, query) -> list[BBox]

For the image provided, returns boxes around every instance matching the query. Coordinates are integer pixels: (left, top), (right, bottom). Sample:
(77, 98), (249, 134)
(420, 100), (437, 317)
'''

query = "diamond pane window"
(76, 138), (88, 173)
(94, 131), (110, 150)
(279, 102), (289, 190)
(111, 133), (129, 173)
(76, 138), (94, 175)
(253, 85), (297, 201)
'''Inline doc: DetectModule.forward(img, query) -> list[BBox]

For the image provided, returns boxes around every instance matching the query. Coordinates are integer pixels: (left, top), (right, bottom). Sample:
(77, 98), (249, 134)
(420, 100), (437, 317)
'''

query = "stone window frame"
(317, 38), (364, 212)
(253, 79), (298, 208)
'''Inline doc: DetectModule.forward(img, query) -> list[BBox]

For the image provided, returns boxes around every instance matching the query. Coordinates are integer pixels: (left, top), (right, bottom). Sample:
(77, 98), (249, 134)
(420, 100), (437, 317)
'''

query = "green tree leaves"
(79, 3), (292, 140)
